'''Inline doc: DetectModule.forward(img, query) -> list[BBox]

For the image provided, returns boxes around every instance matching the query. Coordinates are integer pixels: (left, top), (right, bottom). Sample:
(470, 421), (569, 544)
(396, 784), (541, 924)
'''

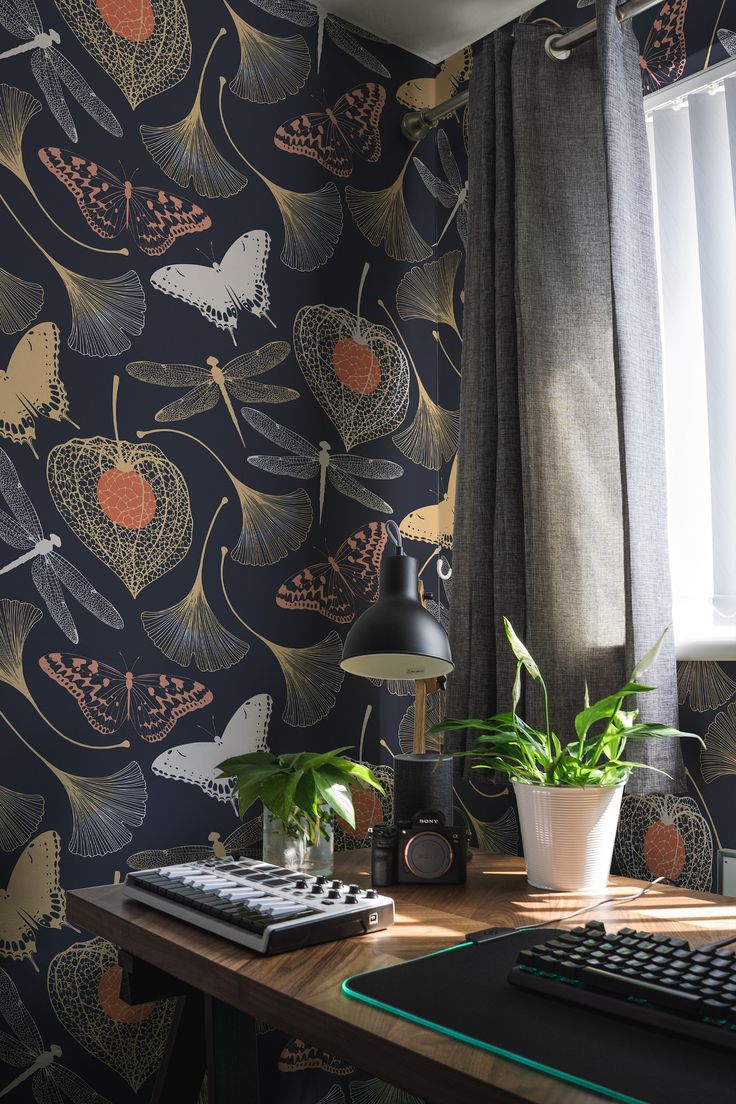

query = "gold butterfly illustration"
(0, 323), (78, 458)
(400, 456), (457, 548)
(396, 48), (472, 111)
(0, 830), (75, 970)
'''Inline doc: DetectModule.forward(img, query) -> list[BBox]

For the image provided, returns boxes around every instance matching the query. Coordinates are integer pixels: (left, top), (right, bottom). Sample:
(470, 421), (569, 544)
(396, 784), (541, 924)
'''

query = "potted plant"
(433, 620), (702, 892)
(217, 746), (385, 876)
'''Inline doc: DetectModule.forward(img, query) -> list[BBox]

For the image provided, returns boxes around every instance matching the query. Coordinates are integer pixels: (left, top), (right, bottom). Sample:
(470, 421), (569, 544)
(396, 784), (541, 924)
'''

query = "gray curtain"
(447, 0), (684, 793)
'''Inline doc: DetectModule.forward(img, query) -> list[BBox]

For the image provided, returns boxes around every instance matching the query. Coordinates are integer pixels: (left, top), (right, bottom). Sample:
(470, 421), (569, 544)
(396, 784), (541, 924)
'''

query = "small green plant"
(432, 620), (703, 788)
(216, 747), (385, 844)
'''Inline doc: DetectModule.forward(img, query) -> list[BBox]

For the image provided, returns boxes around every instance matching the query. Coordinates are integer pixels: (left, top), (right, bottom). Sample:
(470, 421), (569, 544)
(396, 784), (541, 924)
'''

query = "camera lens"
(403, 832), (453, 879)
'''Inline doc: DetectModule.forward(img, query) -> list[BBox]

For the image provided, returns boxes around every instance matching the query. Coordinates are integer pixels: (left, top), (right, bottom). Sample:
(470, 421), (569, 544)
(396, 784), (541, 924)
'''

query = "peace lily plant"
(433, 620), (703, 891)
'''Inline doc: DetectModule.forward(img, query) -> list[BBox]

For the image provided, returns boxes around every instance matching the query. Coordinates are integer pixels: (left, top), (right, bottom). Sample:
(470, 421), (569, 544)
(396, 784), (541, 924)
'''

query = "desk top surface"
(68, 852), (736, 1104)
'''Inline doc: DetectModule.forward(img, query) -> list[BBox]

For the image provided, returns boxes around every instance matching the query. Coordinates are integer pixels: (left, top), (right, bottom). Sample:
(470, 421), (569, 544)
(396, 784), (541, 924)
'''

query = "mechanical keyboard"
(124, 857), (394, 955)
(508, 920), (736, 1051)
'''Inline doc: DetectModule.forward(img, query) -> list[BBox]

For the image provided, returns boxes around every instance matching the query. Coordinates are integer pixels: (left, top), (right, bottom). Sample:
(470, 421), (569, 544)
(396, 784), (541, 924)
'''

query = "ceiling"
(325, 0), (534, 64)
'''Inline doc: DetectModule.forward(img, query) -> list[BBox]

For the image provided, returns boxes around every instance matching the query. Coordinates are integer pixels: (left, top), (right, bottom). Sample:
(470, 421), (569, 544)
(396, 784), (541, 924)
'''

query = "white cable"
(469, 876), (666, 943)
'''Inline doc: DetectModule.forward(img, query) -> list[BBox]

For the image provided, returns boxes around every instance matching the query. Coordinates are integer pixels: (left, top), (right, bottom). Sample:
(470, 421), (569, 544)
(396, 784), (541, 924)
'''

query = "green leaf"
(630, 626), (669, 681)
(261, 771), (302, 826)
(293, 770), (319, 820)
(313, 765), (355, 827)
(623, 723), (705, 746)
(503, 618), (540, 680)
(328, 761), (385, 793)
(512, 661), (522, 711)
(573, 683), (654, 742)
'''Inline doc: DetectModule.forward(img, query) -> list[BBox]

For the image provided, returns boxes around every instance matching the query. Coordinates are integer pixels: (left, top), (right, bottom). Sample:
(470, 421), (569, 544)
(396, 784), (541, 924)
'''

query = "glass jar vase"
(262, 808), (334, 877)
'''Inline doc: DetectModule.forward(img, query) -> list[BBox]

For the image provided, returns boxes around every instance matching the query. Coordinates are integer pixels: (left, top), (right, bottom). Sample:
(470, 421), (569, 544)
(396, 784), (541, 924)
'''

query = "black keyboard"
(507, 920), (736, 1052)
(124, 857), (394, 954)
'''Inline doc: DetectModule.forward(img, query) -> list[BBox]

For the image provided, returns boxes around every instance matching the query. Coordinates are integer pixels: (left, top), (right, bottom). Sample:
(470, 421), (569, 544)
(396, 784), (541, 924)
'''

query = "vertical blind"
(647, 58), (736, 659)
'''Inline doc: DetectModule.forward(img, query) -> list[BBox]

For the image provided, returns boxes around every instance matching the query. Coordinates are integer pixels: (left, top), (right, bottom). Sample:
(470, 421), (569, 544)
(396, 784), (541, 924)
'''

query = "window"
(647, 56), (736, 659)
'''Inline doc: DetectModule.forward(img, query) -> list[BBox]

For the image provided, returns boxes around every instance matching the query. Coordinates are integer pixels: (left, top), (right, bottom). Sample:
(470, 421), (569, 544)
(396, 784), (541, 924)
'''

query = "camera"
(370, 811), (468, 887)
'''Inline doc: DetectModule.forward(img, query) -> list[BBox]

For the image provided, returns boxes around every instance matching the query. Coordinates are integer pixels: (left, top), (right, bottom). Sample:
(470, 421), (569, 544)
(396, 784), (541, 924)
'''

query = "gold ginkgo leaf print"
(219, 79), (343, 272)
(138, 425), (312, 566)
(127, 341), (298, 449)
(0, 705), (147, 857)
(378, 300), (459, 470)
(678, 661), (736, 712)
(701, 702), (736, 783)
(293, 264), (410, 451)
(48, 936), (175, 1092)
(0, 322), (78, 459)
(0, 784), (44, 852)
(223, 0), (310, 103)
(221, 549), (344, 727)
(396, 251), (462, 338)
(346, 145), (431, 263)
(47, 377), (193, 599)
(57, 0), (191, 109)
(0, 194), (145, 356)
(0, 265), (43, 335)
(140, 28), (247, 199)
(141, 497), (250, 673)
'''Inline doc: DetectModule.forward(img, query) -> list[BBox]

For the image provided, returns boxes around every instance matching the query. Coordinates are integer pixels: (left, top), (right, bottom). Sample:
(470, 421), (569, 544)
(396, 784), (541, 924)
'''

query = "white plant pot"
(513, 781), (625, 892)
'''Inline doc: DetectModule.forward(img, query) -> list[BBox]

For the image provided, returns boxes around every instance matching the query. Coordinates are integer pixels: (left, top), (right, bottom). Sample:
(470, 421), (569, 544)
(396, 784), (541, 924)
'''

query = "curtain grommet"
(545, 34), (572, 61)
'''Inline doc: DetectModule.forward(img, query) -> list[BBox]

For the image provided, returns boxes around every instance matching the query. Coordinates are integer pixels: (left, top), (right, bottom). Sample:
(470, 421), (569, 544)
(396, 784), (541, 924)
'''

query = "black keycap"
(558, 959), (582, 980)
(702, 1000), (731, 1020)
(668, 938), (688, 949)
(651, 934), (670, 944)
(579, 967), (703, 1013)
(585, 921), (605, 932)
(673, 948), (692, 960)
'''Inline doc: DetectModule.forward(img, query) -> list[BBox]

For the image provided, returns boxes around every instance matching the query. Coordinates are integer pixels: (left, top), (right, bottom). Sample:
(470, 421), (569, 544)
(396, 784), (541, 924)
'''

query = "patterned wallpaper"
(1, 1), (735, 1103)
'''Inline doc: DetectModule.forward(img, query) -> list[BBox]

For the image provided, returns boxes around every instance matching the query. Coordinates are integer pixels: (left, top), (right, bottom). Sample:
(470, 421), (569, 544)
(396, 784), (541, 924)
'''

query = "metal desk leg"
(118, 953), (205, 1104)
(204, 995), (260, 1104)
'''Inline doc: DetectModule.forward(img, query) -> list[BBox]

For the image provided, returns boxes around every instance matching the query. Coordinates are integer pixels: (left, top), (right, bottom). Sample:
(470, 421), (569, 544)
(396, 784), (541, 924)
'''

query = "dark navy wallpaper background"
(0, 1), (735, 1102)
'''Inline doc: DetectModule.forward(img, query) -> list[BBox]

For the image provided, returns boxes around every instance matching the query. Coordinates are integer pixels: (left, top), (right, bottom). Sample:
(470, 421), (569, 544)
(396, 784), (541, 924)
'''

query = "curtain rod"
(401, 0), (663, 140)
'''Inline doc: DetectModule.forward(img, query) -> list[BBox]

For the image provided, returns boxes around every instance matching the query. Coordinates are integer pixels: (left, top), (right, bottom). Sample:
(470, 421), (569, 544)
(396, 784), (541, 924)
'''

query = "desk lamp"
(341, 522), (455, 824)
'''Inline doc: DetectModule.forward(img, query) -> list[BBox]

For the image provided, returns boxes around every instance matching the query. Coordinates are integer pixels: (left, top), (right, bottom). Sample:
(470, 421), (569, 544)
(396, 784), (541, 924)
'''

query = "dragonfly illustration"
(0, 0), (122, 143)
(0, 447), (123, 643)
(0, 968), (112, 1103)
(242, 408), (403, 522)
(246, 0), (390, 76)
(126, 343), (299, 449)
(414, 129), (468, 247)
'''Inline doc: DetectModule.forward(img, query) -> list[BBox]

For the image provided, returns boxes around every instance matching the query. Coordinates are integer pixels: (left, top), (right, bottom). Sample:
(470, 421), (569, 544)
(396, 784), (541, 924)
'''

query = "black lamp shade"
(340, 553), (454, 680)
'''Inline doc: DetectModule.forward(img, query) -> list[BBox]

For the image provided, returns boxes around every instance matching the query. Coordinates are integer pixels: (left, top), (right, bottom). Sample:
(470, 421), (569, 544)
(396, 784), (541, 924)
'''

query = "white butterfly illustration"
(150, 231), (276, 344)
(151, 692), (272, 808)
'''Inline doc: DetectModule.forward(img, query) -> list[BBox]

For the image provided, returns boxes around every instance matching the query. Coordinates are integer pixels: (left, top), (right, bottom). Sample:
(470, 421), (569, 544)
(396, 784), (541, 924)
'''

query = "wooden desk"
(68, 852), (736, 1104)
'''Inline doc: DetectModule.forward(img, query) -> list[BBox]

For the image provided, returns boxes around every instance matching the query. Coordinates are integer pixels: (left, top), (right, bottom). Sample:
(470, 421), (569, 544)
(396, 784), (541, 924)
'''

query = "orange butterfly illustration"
(639, 0), (688, 94)
(38, 146), (212, 255)
(39, 653), (213, 742)
(276, 522), (387, 623)
(274, 83), (385, 178)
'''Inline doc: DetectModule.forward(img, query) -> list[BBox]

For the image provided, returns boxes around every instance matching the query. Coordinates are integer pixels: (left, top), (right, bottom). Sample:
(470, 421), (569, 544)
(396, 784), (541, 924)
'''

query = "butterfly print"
(274, 83), (385, 178)
(0, 322), (78, 458)
(152, 693), (272, 807)
(0, 0), (122, 143)
(39, 653), (214, 742)
(38, 147), (212, 256)
(278, 1038), (354, 1075)
(639, 0), (688, 95)
(0, 831), (68, 969)
(151, 231), (275, 343)
(276, 522), (387, 623)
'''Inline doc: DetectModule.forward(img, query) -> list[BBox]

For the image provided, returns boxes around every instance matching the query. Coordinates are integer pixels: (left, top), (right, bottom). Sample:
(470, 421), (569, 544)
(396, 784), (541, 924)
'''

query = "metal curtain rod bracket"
(400, 0), (663, 141)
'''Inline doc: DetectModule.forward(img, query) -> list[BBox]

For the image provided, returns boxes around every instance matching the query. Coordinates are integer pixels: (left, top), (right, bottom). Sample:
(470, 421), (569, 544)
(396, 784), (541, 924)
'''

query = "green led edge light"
(341, 941), (646, 1104)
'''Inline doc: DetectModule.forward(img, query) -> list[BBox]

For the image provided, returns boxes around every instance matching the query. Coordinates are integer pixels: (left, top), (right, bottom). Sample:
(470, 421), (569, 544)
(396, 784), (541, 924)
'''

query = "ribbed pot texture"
(513, 781), (625, 892)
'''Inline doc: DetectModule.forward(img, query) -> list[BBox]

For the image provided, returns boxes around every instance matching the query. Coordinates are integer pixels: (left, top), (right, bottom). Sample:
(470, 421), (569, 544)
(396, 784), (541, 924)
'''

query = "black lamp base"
(394, 753), (454, 826)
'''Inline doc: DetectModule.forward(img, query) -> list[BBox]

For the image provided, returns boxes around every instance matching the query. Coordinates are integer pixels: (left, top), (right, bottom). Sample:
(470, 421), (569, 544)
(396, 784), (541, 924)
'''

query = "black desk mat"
(343, 929), (736, 1104)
